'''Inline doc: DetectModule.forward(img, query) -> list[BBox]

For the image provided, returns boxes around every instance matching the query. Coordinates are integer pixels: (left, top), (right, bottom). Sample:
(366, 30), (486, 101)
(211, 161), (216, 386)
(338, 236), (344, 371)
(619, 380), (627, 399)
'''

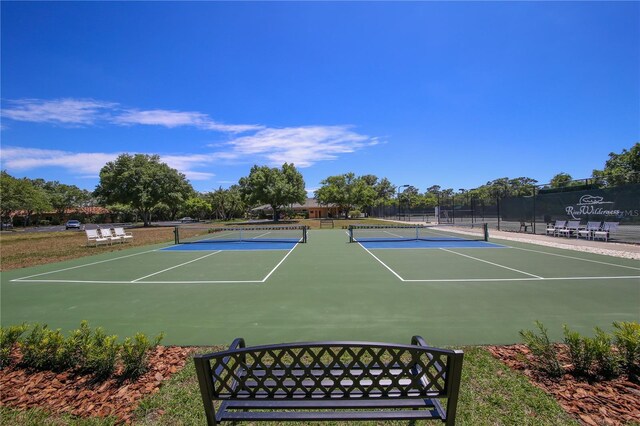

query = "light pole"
(396, 184), (409, 220)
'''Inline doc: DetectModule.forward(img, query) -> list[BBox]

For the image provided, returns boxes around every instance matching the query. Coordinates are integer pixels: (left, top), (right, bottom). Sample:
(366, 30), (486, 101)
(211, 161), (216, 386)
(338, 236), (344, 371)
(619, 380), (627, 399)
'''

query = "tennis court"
(2, 225), (638, 346)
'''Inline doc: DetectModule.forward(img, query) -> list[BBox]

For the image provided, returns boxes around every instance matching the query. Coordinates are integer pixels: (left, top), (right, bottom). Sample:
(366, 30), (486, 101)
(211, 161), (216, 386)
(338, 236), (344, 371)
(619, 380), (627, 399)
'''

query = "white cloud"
(111, 109), (211, 128)
(225, 126), (378, 167)
(1, 146), (118, 175)
(0, 146), (216, 182)
(1, 98), (262, 134)
(111, 109), (262, 133)
(1, 98), (117, 126)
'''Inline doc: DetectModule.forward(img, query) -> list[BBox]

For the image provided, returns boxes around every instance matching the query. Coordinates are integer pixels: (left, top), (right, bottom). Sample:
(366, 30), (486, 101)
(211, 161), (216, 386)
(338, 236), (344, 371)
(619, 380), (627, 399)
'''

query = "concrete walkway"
(489, 228), (640, 260)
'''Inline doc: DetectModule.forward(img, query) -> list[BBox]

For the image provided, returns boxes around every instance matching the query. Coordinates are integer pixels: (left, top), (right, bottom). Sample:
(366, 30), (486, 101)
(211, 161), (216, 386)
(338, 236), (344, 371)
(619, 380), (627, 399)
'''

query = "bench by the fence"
(319, 218), (335, 228)
(194, 336), (464, 425)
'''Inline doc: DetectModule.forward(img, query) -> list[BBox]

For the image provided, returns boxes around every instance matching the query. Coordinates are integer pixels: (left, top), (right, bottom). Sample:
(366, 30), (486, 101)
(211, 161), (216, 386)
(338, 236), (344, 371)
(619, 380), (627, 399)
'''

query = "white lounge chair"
(113, 227), (133, 242)
(593, 222), (619, 242)
(546, 220), (566, 237)
(558, 220), (581, 238)
(577, 221), (601, 240)
(86, 229), (110, 246)
(99, 228), (123, 244)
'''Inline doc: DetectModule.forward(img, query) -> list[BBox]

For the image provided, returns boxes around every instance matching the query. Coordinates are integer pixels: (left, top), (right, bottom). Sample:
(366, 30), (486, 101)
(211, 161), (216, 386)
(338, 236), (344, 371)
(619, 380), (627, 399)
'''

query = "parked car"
(1, 222), (13, 230)
(180, 217), (196, 223)
(65, 220), (82, 230)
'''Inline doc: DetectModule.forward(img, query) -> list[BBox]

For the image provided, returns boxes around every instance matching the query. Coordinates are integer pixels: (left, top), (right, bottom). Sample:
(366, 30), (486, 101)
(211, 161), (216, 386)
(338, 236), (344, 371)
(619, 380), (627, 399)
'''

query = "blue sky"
(1, 1), (638, 195)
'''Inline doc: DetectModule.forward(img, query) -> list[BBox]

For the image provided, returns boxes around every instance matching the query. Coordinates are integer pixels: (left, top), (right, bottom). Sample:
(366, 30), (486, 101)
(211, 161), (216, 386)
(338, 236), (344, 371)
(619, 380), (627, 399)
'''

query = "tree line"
(1, 143), (637, 226)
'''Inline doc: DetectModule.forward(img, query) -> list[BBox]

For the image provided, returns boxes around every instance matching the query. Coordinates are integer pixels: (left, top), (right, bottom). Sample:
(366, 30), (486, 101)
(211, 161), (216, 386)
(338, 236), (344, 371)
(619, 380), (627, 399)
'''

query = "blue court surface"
(358, 240), (505, 249)
(161, 241), (299, 251)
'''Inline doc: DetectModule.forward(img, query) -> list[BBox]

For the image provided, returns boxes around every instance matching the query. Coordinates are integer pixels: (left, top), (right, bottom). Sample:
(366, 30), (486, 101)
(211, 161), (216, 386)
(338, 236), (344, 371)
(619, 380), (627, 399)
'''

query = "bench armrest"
(411, 335), (463, 426)
(194, 337), (247, 426)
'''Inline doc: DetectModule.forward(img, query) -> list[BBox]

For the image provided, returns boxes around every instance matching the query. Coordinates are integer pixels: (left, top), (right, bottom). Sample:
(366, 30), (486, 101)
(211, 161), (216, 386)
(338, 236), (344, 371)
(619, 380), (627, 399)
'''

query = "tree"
(238, 163), (306, 222)
(374, 178), (396, 205)
(594, 142), (640, 187)
(43, 181), (88, 223)
(398, 186), (420, 210)
(206, 185), (246, 220)
(94, 154), (193, 226)
(315, 173), (380, 218)
(21, 179), (51, 226)
(184, 196), (212, 220)
(206, 186), (246, 220)
(549, 172), (573, 189)
(0, 172), (51, 225)
(508, 177), (538, 197)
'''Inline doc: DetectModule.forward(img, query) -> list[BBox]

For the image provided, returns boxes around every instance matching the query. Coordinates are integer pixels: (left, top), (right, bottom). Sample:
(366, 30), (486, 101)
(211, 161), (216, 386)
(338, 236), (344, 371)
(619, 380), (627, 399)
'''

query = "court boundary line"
(508, 246), (640, 271)
(12, 275), (639, 284)
(356, 239), (640, 283)
(401, 275), (640, 283)
(11, 243), (300, 285)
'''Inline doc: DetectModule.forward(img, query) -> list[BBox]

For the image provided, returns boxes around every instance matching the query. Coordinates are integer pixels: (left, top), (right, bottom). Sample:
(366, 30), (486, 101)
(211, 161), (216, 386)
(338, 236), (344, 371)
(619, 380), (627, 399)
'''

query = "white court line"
(509, 246), (640, 271)
(356, 242), (406, 281)
(131, 251), (222, 282)
(12, 275), (639, 284)
(440, 248), (544, 279)
(402, 276), (640, 283)
(11, 249), (160, 282)
(12, 243), (301, 285)
(10, 279), (264, 284)
(260, 243), (300, 282)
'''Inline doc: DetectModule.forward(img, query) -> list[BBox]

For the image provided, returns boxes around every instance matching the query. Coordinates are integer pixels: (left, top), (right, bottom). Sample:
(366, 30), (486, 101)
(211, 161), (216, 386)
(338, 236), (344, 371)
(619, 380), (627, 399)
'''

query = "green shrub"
(20, 324), (67, 371)
(84, 327), (119, 380)
(563, 325), (596, 377)
(592, 327), (620, 379)
(120, 332), (164, 380)
(63, 320), (94, 372)
(613, 321), (640, 377)
(519, 321), (563, 377)
(0, 324), (27, 369)
(348, 210), (362, 219)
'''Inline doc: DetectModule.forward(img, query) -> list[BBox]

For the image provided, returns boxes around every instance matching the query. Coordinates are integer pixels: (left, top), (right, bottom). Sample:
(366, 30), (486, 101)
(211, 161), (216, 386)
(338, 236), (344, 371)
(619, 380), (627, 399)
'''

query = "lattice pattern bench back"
(195, 338), (462, 400)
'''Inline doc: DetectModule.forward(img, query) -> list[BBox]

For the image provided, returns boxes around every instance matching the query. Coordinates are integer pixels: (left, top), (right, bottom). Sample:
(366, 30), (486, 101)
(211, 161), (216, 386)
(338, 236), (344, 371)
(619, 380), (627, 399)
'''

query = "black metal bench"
(194, 336), (464, 425)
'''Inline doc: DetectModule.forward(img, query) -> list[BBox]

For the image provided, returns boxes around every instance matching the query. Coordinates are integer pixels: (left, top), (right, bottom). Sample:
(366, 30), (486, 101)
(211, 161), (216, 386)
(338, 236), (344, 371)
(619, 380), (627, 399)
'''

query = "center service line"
(131, 250), (222, 282)
(439, 248), (544, 279)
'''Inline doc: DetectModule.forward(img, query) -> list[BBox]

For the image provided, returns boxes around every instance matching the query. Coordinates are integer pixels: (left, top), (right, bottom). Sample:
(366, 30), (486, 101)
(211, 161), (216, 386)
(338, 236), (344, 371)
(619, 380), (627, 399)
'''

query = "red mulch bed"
(487, 344), (640, 426)
(0, 346), (195, 424)
(3, 344), (639, 425)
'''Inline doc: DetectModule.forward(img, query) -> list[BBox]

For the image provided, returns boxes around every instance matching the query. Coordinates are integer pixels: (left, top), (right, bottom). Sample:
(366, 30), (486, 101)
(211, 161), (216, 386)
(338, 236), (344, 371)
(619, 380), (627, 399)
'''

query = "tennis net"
(348, 223), (488, 243)
(175, 225), (307, 244)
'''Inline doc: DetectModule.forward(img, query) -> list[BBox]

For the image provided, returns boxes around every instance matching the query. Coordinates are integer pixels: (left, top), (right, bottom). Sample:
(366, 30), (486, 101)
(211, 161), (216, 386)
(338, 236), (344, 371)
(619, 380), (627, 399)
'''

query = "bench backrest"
(585, 221), (602, 230)
(86, 229), (101, 239)
(565, 220), (581, 229)
(194, 338), (463, 401)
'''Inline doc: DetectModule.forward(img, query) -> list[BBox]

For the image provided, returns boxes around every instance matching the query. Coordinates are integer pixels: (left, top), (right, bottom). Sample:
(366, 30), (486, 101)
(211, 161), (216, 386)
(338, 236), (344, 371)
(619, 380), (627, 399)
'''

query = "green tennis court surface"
(2, 229), (638, 346)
